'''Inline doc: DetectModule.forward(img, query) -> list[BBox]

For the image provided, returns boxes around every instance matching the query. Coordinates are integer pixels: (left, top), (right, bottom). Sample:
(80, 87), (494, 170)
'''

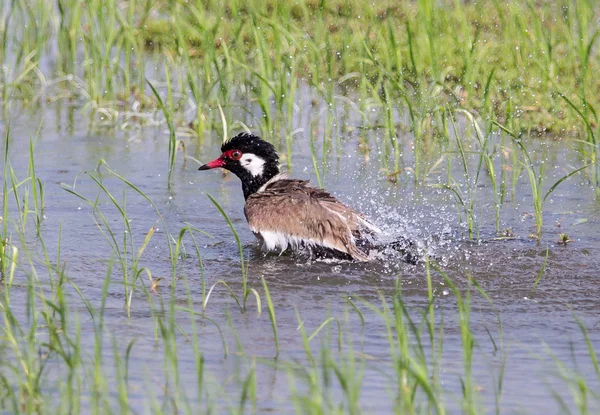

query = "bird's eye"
(230, 150), (243, 160)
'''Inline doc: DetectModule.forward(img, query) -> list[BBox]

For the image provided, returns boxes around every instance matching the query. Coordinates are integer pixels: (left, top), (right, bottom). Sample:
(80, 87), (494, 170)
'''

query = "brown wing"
(244, 179), (375, 261)
(258, 179), (379, 234)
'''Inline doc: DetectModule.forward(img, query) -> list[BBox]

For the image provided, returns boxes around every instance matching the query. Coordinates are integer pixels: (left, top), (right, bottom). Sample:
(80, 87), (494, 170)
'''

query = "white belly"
(255, 230), (303, 253)
(253, 230), (349, 257)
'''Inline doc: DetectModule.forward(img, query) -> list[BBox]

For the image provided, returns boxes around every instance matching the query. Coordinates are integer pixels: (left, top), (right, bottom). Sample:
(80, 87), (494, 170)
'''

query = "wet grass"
(3, 1), (600, 135)
(1, 0), (600, 413)
(2, 0), (599, 210)
(0, 124), (597, 413)
(495, 121), (589, 242)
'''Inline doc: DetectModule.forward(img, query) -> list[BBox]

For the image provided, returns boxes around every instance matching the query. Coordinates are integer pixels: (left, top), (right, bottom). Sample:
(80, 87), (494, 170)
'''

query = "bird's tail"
(357, 236), (421, 265)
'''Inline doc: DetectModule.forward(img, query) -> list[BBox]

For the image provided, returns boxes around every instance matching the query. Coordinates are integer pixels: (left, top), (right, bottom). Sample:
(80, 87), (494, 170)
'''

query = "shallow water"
(3, 95), (600, 413)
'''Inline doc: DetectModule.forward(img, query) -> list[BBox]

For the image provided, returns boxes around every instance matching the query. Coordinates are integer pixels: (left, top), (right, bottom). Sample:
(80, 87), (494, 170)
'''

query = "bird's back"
(244, 178), (379, 261)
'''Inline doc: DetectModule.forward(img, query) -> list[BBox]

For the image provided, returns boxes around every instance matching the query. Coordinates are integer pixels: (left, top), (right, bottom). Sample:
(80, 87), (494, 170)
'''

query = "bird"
(198, 132), (417, 263)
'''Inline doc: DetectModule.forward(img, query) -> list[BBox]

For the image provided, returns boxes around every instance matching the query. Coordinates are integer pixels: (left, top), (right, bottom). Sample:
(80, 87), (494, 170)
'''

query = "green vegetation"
(2, 0), (598, 238)
(0, 125), (598, 412)
(4, 0), (600, 133)
(1, 0), (599, 413)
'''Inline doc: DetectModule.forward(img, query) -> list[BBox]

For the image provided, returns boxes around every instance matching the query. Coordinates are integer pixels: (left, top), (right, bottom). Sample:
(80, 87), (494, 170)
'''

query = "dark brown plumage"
(198, 133), (380, 261)
(244, 176), (379, 261)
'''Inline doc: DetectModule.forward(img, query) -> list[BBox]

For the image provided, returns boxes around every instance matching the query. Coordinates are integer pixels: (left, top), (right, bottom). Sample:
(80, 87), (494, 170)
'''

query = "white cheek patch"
(241, 153), (266, 177)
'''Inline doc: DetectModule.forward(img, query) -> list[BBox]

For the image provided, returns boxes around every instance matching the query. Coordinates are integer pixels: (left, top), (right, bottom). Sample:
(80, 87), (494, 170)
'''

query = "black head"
(198, 133), (280, 199)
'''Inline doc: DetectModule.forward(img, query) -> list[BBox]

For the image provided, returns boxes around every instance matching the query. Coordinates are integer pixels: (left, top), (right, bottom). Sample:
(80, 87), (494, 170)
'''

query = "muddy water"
(4, 97), (600, 414)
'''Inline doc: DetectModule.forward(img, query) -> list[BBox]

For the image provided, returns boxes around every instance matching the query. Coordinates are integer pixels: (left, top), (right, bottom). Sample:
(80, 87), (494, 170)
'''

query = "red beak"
(198, 157), (225, 170)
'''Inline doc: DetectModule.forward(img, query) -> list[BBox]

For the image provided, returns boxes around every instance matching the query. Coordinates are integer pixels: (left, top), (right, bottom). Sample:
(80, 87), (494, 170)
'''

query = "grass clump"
(130, 0), (600, 132)
(1, 0), (600, 138)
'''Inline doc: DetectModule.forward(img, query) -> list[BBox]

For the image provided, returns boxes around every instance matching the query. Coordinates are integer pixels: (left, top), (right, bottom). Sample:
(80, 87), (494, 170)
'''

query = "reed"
(261, 276), (279, 358)
(432, 110), (478, 240)
(206, 194), (261, 314)
(459, 110), (503, 234)
(494, 121), (589, 241)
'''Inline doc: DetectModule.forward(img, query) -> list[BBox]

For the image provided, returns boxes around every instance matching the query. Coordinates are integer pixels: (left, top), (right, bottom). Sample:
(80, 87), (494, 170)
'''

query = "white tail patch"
(241, 153), (266, 177)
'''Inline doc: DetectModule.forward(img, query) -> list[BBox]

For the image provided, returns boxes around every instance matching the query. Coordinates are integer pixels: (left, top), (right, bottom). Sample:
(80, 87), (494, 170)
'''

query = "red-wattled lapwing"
(199, 133), (417, 263)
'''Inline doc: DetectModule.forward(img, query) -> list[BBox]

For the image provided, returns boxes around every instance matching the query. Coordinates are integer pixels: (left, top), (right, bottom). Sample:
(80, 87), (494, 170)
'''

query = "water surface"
(3, 94), (600, 414)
